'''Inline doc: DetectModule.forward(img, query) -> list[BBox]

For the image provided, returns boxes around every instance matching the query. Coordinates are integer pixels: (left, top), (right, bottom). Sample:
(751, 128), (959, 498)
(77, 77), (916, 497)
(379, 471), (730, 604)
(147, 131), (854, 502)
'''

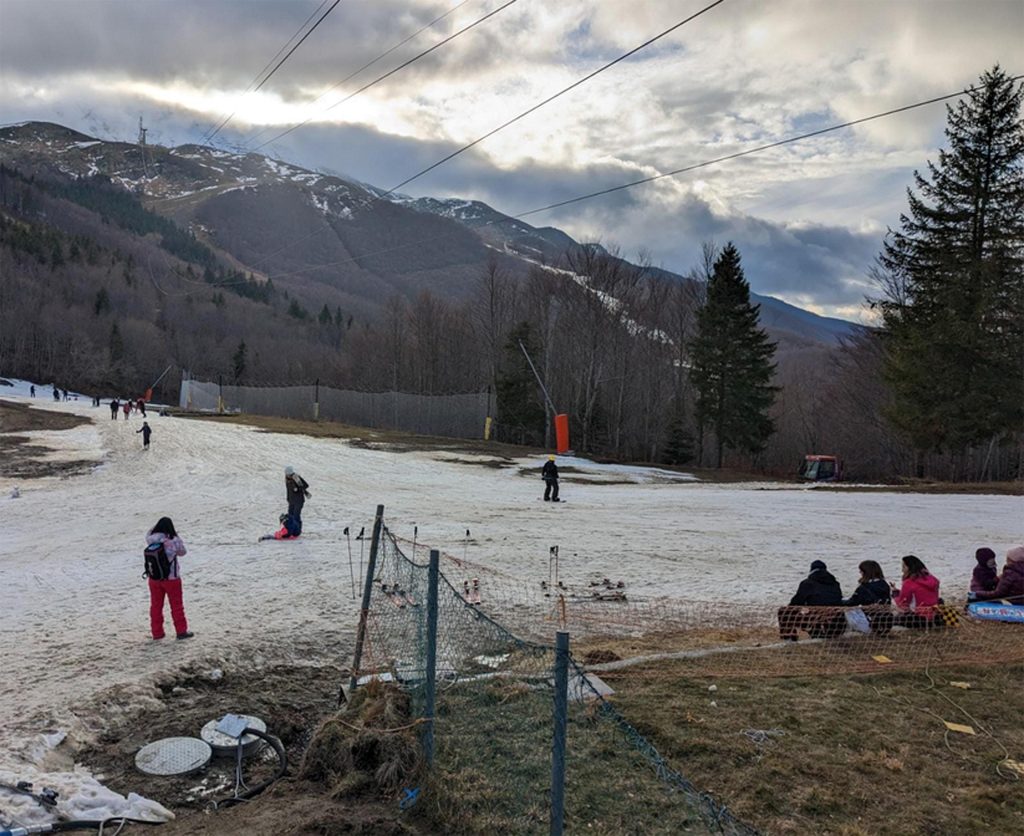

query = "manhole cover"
(135, 737), (212, 776)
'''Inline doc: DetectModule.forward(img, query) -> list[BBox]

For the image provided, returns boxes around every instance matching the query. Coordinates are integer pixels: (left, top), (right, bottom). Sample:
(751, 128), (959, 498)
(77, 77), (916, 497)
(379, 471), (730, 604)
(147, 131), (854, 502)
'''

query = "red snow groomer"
(799, 454), (842, 482)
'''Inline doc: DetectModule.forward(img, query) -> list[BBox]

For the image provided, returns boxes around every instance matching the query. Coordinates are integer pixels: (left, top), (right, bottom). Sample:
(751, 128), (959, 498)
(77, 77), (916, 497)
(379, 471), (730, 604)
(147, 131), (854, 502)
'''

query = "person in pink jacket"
(146, 517), (193, 640)
(891, 554), (941, 628)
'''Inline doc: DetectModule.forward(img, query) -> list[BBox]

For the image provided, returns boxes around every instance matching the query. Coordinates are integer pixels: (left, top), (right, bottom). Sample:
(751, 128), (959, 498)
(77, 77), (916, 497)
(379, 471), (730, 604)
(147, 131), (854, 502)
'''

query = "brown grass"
(0, 399), (96, 478)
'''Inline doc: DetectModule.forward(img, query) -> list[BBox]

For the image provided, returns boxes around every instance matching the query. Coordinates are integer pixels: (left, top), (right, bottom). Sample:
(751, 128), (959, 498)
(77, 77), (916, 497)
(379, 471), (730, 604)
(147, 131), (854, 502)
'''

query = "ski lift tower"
(137, 116), (149, 183)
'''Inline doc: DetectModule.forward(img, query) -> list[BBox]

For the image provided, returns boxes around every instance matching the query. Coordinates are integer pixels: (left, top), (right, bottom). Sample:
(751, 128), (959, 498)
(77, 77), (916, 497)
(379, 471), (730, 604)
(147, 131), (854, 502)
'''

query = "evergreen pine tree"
(495, 322), (546, 445)
(874, 66), (1024, 461)
(318, 303), (332, 325)
(232, 340), (247, 383)
(689, 243), (778, 467)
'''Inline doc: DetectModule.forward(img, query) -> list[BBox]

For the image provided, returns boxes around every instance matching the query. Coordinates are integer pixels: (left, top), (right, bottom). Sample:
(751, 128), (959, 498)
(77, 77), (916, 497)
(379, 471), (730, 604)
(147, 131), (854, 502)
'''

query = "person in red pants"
(145, 517), (193, 640)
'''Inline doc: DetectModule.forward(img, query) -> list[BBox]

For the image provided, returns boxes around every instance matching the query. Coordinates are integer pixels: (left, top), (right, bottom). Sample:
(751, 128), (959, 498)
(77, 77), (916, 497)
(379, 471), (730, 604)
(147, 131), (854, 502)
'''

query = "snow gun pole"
(348, 505), (384, 700)
(423, 549), (440, 767)
(344, 527), (355, 599)
(518, 339), (556, 415)
(145, 364), (173, 401)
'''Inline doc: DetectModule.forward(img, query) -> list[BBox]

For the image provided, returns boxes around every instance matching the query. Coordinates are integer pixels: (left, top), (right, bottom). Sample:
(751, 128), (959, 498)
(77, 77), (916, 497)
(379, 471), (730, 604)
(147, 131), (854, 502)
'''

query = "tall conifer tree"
(874, 66), (1024, 463)
(689, 243), (778, 467)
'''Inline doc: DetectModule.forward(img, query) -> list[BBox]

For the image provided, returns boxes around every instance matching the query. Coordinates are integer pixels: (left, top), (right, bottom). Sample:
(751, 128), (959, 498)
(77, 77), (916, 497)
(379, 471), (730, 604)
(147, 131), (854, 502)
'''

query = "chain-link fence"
(353, 520), (757, 835)
(179, 375), (490, 439)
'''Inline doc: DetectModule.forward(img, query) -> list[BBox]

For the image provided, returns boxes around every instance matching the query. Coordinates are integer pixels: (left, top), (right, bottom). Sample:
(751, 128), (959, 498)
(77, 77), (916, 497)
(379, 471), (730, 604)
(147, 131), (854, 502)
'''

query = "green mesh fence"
(356, 527), (757, 835)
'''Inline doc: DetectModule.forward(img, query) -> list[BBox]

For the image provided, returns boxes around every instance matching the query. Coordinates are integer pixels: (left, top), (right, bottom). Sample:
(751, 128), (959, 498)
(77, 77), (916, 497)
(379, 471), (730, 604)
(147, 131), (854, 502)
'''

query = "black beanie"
(810, 560), (827, 572)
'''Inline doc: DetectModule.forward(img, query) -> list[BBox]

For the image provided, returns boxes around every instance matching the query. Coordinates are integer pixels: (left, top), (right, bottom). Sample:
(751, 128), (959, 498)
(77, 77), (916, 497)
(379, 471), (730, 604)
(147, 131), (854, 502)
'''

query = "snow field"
(1, 385), (1021, 824)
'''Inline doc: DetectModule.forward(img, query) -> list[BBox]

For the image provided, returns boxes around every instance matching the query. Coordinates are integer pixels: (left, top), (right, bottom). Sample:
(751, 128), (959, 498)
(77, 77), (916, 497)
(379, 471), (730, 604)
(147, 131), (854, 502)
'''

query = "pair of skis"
(463, 578), (482, 605)
(381, 582), (417, 609)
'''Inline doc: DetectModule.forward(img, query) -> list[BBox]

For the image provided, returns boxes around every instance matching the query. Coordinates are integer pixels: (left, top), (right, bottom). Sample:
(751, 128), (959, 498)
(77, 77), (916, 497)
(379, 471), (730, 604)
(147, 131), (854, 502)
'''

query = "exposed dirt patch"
(0, 400), (97, 479)
(73, 659), (424, 835)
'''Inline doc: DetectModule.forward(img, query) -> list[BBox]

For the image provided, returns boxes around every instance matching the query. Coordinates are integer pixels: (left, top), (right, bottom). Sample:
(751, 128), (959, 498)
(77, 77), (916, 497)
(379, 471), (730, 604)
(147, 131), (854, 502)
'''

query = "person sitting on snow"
(271, 513), (302, 540)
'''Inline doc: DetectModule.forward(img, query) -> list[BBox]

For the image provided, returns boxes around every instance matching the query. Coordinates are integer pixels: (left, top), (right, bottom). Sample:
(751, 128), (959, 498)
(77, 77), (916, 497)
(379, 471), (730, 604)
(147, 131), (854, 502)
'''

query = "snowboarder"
(285, 466), (311, 523)
(137, 421), (152, 449)
(542, 455), (560, 502)
(110, 398), (119, 419)
(145, 517), (193, 640)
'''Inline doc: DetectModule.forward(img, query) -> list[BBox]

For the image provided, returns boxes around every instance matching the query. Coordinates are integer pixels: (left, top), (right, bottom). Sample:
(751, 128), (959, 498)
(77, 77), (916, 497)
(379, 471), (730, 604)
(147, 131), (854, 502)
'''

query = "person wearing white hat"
(285, 466), (311, 524)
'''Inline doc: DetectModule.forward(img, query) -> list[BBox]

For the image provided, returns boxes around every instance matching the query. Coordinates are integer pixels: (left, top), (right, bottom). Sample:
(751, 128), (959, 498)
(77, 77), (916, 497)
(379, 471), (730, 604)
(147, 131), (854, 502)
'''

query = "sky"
(0, 0), (1020, 321)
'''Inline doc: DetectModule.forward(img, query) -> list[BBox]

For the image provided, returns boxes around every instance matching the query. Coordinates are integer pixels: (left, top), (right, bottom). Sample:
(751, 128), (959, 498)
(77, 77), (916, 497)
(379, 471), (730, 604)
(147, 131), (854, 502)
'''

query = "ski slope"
(1, 386), (1021, 822)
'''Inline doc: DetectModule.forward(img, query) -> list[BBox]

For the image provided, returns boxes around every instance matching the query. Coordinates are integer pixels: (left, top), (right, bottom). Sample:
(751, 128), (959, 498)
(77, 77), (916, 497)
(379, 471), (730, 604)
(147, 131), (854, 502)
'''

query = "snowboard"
(967, 601), (1024, 623)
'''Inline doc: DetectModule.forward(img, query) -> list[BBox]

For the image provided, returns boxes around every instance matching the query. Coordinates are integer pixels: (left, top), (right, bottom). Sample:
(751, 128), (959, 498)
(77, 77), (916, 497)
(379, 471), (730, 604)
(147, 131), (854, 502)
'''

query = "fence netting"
(179, 376), (489, 439)
(357, 528), (758, 835)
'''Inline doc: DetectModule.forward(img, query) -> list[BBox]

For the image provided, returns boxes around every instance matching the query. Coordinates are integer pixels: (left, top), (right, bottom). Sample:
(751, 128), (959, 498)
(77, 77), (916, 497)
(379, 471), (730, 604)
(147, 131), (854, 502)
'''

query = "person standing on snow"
(137, 421), (152, 449)
(137, 397), (147, 417)
(110, 398), (119, 420)
(145, 517), (193, 640)
(29, 385), (35, 397)
(285, 466), (311, 523)
(542, 455), (560, 502)
(123, 400), (132, 419)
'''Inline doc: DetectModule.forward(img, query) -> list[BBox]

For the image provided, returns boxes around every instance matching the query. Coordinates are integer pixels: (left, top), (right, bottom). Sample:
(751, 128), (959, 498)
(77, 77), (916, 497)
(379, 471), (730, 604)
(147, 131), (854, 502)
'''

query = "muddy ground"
(0, 400), (98, 479)
(74, 657), (424, 835)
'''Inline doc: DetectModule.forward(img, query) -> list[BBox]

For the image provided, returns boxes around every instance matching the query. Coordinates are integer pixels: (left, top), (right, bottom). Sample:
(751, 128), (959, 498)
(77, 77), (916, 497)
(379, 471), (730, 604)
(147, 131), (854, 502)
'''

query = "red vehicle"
(799, 455), (842, 482)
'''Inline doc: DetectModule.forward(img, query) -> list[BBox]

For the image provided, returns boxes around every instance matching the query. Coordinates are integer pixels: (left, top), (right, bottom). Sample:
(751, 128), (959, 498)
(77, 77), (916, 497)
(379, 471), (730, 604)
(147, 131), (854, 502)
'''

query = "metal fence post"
(423, 548), (440, 767)
(347, 504), (385, 699)
(551, 630), (569, 836)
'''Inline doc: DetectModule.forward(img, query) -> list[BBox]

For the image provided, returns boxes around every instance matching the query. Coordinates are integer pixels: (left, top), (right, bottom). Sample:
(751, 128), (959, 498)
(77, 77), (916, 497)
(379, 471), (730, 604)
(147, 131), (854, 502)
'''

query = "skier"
(110, 398), (119, 420)
(137, 421), (152, 449)
(52, 387), (60, 401)
(29, 385), (35, 397)
(123, 400), (132, 419)
(137, 397), (147, 417)
(285, 466), (311, 523)
(542, 455), (560, 502)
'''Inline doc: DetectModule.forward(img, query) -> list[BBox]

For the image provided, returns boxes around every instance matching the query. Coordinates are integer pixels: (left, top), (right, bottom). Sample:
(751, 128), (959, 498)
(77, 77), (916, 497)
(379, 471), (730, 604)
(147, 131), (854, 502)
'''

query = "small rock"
(208, 669), (223, 681)
(709, 700), (718, 707)
(707, 684), (718, 692)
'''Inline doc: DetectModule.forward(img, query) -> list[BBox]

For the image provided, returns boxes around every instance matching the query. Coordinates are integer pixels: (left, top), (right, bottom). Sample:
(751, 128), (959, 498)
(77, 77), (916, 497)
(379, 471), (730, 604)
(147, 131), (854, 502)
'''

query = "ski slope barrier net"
(356, 528), (758, 835)
(179, 376), (490, 439)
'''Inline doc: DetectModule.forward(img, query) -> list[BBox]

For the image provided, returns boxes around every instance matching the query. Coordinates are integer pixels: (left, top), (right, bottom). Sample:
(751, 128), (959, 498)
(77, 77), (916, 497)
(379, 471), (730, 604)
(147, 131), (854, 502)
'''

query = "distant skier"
(52, 387), (60, 401)
(29, 385), (35, 397)
(285, 466), (311, 523)
(137, 397), (147, 417)
(542, 455), (560, 502)
(123, 400), (132, 419)
(110, 398), (119, 420)
(137, 421), (152, 449)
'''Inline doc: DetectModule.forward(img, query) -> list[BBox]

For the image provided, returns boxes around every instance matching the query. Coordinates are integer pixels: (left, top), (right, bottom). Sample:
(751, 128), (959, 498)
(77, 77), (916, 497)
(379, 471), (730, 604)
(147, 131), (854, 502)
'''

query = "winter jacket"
(893, 572), (940, 618)
(843, 578), (891, 607)
(970, 560), (999, 593)
(274, 514), (302, 540)
(974, 561), (1024, 602)
(542, 461), (559, 482)
(145, 532), (187, 580)
(789, 569), (843, 606)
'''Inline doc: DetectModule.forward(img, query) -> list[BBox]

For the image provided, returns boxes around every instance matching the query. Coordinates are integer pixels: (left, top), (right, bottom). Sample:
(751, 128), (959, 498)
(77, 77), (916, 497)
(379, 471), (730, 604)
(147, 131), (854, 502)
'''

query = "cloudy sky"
(1, 0), (1020, 320)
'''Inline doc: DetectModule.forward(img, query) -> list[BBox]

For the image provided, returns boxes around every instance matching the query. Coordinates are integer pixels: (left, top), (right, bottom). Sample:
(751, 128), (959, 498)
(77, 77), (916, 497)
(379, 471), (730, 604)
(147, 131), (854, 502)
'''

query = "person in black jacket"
(843, 559), (893, 635)
(542, 455), (560, 502)
(778, 560), (845, 641)
(284, 466), (311, 523)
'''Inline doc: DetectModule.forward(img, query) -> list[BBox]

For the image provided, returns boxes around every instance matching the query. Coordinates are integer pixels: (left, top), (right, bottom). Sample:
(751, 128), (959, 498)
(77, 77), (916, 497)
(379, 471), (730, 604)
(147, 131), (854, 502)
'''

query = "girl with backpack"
(145, 517), (193, 640)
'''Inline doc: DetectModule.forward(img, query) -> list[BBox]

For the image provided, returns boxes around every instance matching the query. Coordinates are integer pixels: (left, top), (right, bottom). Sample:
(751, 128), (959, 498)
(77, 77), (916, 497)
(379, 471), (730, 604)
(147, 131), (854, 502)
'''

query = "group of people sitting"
(778, 545), (1024, 641)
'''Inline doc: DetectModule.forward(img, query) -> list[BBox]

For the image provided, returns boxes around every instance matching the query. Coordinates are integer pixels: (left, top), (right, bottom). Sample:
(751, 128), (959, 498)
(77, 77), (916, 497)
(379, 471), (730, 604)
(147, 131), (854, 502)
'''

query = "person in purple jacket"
(973, 546), (1024, 603)
(146, 517), (193, 640)
(970, 547), (998, 593)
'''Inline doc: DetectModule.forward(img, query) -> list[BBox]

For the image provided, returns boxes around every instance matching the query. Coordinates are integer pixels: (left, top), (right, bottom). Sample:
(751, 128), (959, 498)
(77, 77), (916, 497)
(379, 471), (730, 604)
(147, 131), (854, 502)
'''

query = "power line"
(256, 76), (1020, 281)
(381, 0), (728, 198)
(250, 0), (518, 153)
(201, 0), (332, 145)
(246, 0), (721, 267)
(241, 0), (477, 150)
(205, 0), (342, 147)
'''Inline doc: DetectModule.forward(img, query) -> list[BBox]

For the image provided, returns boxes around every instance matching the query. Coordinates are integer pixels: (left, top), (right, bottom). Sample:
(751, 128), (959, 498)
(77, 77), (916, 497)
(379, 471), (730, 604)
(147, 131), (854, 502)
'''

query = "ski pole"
(344, 527), (355, 599)
(357, 526), (366, 588)
(463, 528), (470, 563)
(412, 524), (418, 562)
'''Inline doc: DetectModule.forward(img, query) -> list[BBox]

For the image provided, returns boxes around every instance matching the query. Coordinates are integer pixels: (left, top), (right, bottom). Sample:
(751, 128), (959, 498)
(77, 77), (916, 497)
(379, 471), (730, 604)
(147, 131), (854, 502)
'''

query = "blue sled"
(967, 601), (1024, 623)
